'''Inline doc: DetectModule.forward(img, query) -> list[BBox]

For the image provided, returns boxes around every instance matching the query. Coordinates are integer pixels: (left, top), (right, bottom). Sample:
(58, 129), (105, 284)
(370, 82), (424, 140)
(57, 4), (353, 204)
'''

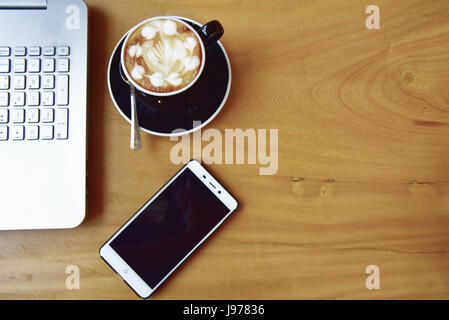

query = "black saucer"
(107, 18), (231, 136)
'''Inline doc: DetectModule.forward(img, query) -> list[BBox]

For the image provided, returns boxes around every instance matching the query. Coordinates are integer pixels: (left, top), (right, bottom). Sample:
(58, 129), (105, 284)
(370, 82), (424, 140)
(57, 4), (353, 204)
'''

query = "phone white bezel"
(99, 160), (238, 298)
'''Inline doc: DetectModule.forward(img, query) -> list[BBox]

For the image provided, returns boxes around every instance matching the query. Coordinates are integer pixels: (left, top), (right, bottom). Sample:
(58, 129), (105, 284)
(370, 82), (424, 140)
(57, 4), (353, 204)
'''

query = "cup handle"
(196, 20), (224, 49)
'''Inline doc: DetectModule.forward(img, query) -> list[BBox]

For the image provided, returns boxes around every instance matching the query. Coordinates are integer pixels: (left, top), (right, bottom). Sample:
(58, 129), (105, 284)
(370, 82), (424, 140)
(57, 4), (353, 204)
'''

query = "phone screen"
(110, 168), (231, 289)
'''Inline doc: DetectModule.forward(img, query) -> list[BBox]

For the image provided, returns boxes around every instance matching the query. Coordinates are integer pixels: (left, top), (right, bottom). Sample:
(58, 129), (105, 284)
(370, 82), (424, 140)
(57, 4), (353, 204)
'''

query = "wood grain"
(1, 0), (449, 299)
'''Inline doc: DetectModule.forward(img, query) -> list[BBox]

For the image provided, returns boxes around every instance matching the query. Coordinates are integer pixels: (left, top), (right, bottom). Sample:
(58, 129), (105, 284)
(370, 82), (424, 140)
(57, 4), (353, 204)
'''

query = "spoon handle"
(130, 85), (141, 150)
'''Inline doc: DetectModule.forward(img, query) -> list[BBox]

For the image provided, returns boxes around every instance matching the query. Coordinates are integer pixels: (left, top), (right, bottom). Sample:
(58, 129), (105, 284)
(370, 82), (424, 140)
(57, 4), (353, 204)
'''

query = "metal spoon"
(119, 65), (141, 150)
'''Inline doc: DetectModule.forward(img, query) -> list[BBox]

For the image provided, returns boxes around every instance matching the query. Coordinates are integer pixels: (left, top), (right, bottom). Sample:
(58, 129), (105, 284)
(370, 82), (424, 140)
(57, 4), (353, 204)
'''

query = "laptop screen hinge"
(0, 0), (47, 9)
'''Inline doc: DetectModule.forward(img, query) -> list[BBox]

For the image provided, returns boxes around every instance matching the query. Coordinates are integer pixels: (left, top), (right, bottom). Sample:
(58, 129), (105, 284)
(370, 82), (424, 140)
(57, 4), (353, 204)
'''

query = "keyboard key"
(56, 46), (70, 56)
(13, 59), (26, 73)
(28, 91), (40, 106)
(56, 75), (69, 105)
(55, 124), (68, 140)
(12, 92), (25, 106)
(41, 125), (54, 140)
(41, 108), (54, 123)
(0, 109), (9, 123)
(42, 75), (54, 89)
(13, 75), (25, 89)
(27, 75), (40, 89)
(12, 108), (25, 123)
(14, 47), (26, 56)
(28, 58), (40, 72)
(42, 58), (55, 72)
(0, 75), (9, 89)
(0, 59), (10, 72)
(12, 125), (24, 140)
(55, 108), (68, 124)
(0, 126), (8, 140)
(0, 92), (8, 106)
(26, 108), (39, 122)
(43, 46), (55, 56)
(29, 46), (41, 56)
(42, 91), (54, 106)
(26, 125), (39, 140)
(57, 58), (69, 72)
(0, 47), (10, 56)
(55, 108), (68, 139)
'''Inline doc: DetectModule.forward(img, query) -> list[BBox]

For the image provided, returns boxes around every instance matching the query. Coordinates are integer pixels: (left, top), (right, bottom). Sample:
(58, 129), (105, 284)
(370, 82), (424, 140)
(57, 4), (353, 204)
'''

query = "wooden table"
(1, 0), (449, 299)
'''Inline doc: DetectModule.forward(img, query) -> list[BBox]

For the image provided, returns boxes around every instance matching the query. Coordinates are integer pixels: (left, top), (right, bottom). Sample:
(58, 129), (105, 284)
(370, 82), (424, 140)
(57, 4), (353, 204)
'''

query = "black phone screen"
(110, 168), (231, 289)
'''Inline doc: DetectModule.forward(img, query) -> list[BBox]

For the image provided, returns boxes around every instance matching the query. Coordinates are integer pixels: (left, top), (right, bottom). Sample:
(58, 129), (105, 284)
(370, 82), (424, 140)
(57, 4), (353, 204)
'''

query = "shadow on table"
(85, 6), (108, 223)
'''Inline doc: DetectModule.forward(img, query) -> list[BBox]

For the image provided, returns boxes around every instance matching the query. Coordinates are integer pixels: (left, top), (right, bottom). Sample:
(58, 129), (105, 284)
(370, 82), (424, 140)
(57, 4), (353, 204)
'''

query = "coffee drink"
(123, 18), (203, 94)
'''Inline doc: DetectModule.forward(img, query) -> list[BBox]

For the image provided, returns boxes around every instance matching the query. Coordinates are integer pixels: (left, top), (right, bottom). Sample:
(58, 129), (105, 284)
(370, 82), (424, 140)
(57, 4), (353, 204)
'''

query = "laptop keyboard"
(0, 45), (70, 141)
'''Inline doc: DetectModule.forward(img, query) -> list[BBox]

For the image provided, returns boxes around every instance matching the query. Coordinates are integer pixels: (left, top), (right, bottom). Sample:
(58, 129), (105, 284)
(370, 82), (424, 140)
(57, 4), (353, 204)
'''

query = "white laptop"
(0, 0), (88, 230)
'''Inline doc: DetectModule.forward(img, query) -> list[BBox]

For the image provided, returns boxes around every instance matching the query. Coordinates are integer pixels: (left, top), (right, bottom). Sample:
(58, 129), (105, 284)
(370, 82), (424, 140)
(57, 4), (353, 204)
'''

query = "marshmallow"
(141, 26), (157, 40)
(148, 72), (164, 87)
(162, 20), (177, 36)
(183, 56), (200, 71)
(129, 44), (143, 57)
(184, 37), (197, 51)
(131, 64), (145, 80)
(168, 72), (182, 84)
(174, 40), (187, 60)
(150, 20), (163, 29)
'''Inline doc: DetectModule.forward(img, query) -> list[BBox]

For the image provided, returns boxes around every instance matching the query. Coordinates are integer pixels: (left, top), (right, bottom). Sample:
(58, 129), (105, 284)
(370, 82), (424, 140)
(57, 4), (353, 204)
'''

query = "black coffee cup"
(120, 16), (224, 97)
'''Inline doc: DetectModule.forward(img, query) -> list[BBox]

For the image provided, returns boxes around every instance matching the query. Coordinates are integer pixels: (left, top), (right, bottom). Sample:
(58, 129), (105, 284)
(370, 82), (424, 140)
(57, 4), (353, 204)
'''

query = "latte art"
(123, 19), (203, 93)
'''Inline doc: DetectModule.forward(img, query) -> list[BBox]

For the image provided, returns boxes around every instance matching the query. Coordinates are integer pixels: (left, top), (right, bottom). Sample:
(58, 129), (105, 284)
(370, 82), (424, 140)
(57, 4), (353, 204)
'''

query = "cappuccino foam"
(124, 18), (203, 93)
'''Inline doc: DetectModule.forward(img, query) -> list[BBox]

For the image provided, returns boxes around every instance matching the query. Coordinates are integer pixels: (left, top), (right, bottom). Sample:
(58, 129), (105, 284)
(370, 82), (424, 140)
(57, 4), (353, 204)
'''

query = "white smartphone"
(99, 160), (238, 298)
